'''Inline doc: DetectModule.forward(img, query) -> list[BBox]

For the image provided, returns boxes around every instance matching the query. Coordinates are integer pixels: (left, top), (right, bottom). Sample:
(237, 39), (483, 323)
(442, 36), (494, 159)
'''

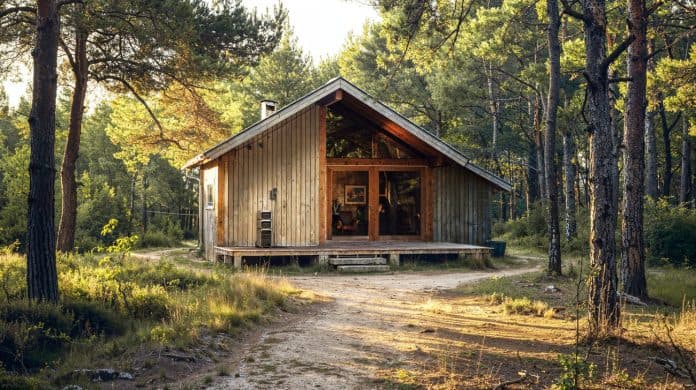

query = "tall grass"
(0, 248), (295, 379)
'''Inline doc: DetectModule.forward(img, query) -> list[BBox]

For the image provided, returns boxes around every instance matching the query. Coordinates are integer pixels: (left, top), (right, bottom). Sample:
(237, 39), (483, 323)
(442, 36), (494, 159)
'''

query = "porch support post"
(388, 253), (400, 266)
(317, 255), (329, 265)
(233, 255), (242, 268)
(368, 166), (379, 240)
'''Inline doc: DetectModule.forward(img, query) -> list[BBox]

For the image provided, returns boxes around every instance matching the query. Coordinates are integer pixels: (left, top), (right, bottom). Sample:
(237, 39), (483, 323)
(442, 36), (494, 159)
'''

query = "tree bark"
(545, 0), (562, 275)
(581, 0), (621, 333)
(534, 95), (547, 201)
(645, 110), (658, 198)
(141, 171), (148, 233)
(563, 131), (577, 239)
(57, 23), (88, 252)
(658, 99), (673, 197)
(679, 117), (692, 205)
(645, 40), (658, 199)
(486, 62), (501, 173)
(621, 0), (648, 302)
(27, 0), (60, 302)
(608, 68), (622, 214)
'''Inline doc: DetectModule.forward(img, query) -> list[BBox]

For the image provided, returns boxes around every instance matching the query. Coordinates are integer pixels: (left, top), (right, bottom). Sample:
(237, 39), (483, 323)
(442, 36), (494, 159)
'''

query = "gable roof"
(183, 77), (511, 192)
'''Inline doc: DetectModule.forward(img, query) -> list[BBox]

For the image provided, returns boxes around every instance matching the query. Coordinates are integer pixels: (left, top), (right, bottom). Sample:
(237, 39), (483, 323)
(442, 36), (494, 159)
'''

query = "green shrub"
(0, 302), (73, 371)
(0, 250), (25, 301)
(645, 199), (696, 266)
(0, 367), (46, 389)
(62, 300), (125, 337)
(129, 261), (209, 291)
(139, 230), (179, 248)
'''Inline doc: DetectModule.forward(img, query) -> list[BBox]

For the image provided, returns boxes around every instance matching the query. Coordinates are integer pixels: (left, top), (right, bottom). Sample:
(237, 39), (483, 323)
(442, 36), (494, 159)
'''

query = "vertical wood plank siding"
(433, 166), (493, 245)
(222, 105), (321, 247)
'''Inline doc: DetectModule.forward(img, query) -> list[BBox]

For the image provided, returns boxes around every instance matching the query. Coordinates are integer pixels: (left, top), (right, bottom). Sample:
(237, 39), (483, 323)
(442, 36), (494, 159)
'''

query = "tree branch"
(57, 0), (83, 8)
(559, 0), (585, 21)
(0, 5), (35, 19)
(58, 35), (77, 74)
(96, 74), (184, 151)
(609, 77), (633, 83)
(601, 34), (635, 71)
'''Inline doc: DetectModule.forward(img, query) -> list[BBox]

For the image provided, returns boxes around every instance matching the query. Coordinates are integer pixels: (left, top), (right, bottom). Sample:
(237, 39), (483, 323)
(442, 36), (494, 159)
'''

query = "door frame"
(326, 159), (431, 242)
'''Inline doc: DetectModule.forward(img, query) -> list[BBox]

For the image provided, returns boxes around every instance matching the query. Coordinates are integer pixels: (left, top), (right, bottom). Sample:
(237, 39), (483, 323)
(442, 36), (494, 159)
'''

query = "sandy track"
(210, 267), (537, 389)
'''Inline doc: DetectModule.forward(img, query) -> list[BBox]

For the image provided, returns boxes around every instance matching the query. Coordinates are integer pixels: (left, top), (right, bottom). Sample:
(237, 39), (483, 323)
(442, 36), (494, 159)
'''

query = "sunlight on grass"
(0, 248), (304, 387)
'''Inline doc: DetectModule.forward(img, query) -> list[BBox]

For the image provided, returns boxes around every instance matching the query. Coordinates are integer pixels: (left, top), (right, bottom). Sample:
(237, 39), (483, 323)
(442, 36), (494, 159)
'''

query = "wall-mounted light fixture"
(269, 188), (277, 201)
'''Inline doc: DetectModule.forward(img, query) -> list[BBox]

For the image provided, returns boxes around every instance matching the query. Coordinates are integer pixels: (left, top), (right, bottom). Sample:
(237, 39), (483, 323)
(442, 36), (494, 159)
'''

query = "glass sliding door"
(378, 171), (421, 236)
(330, 171), (370, 238)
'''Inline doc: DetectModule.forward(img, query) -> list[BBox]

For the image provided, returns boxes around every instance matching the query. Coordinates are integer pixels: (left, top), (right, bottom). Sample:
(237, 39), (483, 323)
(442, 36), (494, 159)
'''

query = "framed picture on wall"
(345, 185), (366, 205)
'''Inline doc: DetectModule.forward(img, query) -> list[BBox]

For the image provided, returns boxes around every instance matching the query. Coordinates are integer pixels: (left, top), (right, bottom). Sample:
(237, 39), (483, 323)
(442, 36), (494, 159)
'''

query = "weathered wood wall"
(433, 166), (493, 245)
(222, 105), (321, 247)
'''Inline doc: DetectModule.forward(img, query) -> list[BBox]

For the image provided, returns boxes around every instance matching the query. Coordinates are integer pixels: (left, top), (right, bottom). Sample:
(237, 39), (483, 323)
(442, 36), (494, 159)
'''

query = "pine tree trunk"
(487, 62), (499, 166)
(658, 99), (673, 197)
(645, 41), (658, 199)
(57, 26), (88, 252)
(141, 171), (148, 233)
(545, 0), (562, 275)
(527, 140), (540, 207)
(645, 110), (658, 198)
(680, 117), (692, 205)
(621, 0), (648, 302)
(534, 96), (547, 201)
(608, 68), (622, 214)
(563, 131), (577, 239)
(27, 0), (60, 302)
(582, 0), (620, 332)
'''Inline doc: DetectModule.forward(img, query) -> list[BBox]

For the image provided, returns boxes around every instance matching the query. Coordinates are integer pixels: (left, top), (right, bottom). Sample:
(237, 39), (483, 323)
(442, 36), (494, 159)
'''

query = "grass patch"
(0, 248), (298, 385)
(647, 266), (696, 306)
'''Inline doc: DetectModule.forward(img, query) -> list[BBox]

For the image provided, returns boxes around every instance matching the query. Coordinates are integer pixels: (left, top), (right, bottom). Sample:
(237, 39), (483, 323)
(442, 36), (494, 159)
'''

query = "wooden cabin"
(184, 77), (511, 265)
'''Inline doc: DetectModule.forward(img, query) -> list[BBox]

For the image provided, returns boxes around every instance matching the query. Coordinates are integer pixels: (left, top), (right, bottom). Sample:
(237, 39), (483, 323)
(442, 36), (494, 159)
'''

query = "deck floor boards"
(215, 241), (490, 257)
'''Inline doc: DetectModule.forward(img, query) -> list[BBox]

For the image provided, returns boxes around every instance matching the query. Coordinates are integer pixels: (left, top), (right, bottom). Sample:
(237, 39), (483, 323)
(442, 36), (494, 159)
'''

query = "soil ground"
(205, 267), (541, 389)
(128, 250), (691, 389)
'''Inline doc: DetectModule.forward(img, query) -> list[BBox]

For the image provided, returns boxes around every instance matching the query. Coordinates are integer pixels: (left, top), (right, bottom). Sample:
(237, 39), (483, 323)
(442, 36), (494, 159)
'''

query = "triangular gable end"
(183, 77), (512, 192)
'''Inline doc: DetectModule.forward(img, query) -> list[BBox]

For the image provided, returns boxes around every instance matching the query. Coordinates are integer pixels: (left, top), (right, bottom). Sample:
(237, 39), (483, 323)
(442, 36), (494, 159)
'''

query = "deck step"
(328, 257), (387, 266)
(336, 265), (391, 273)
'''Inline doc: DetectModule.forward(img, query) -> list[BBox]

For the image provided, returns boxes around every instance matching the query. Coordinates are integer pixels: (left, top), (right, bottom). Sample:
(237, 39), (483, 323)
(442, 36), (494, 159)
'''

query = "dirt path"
(209, 267), (538, 389)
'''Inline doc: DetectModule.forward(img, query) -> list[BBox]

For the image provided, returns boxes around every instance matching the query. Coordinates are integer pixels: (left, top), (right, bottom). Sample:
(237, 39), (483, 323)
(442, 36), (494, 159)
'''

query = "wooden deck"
(214, 241), (492, 267)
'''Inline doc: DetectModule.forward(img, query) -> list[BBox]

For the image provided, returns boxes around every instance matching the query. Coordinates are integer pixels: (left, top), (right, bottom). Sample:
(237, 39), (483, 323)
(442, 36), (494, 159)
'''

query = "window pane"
(331, 171), (369, 236)
(379, 172), (421, 235)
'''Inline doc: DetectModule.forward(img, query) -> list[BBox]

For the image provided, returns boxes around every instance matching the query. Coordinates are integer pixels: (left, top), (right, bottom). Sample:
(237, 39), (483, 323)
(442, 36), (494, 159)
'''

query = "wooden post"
(388, 253), (400, 266)
(233, 255), (242, 268)
(368, 166), (379, 241)
(216, 155), (227, 247)
(317, 255), (329, 265)
(319, 105), (327, 244)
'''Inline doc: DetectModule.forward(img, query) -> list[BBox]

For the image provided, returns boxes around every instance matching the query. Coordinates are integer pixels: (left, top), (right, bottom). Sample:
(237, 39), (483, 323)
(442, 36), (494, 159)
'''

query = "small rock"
(62, 386), (84, 390)
(164, 352), (196, 362)
(544, 285), (561, 293)
(72, 368), (134, 382)
(618, 292), (648, 306)
(420, 328), (435, 334)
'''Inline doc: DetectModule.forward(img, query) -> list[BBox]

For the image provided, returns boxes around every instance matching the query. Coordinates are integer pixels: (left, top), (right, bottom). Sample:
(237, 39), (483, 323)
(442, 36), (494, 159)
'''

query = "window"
(206, 183), (214, 209)
(326, 110), (421, 159)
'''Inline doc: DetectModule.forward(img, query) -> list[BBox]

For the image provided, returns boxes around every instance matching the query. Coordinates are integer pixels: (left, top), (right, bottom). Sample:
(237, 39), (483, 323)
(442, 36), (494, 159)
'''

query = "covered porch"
(214, 241), (492, 268)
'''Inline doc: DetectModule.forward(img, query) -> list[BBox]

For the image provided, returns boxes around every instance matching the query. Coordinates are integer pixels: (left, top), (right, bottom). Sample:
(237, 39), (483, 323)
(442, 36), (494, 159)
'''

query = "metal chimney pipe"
(260, 100), (277, 119)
